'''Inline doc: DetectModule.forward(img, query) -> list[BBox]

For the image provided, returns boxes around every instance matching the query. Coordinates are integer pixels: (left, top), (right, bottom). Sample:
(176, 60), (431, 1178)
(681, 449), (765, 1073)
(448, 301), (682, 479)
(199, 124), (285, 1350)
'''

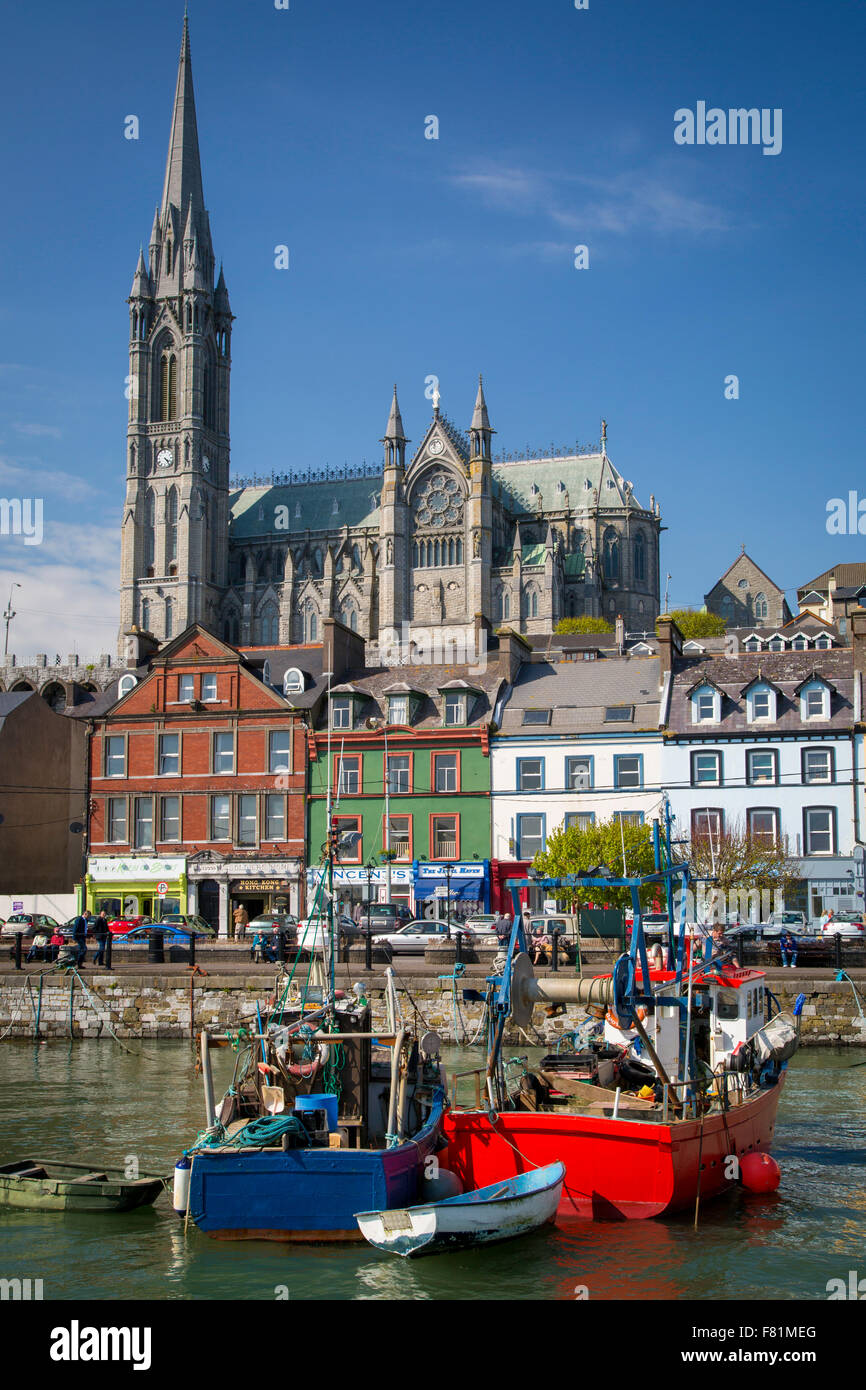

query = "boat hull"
(188, 1096), (444, 1241)
(0, 1176), (163, 1213)
(356, 1161), (565, 1257)
(442, 1076), (785, 1221)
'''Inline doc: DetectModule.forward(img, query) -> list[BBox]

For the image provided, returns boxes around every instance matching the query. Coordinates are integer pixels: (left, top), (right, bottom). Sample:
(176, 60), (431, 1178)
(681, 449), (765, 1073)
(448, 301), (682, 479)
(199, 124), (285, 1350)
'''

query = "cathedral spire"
(161, 15), (209, 260)
(469, 374), (494, 460)
(381, 385), (408, 469)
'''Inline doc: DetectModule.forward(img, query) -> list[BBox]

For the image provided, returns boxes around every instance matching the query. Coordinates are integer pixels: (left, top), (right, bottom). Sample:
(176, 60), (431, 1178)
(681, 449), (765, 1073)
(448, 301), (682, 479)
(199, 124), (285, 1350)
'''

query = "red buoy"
(740, 1151), (781, 1193)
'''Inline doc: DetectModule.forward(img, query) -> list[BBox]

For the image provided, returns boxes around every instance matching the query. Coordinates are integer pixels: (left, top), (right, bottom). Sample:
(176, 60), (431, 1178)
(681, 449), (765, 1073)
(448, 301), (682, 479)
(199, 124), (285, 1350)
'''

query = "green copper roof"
(564, 552), (586, 577)
(229, 478), (382, 538)
(521, 543), (546, 567)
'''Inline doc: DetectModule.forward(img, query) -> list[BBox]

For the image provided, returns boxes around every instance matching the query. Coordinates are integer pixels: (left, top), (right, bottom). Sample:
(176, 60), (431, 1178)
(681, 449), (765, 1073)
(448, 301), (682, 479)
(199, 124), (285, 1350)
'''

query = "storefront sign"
(233, 879), (292, 892)
(87, 856), (186, 882)
(416, 862), (485, 879)
(311, 867), (414, 886)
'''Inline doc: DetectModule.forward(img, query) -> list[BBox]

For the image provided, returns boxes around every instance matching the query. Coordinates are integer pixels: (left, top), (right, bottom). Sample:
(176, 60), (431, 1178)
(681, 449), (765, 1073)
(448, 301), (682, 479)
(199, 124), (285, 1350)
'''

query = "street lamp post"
(3, 583), (21, 658)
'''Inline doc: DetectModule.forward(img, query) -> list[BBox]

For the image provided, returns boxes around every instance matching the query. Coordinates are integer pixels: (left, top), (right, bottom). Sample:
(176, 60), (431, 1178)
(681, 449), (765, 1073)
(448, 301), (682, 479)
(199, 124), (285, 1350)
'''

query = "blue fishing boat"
(178, 983), (447, 1241)
(355, 1161), (565, 1257)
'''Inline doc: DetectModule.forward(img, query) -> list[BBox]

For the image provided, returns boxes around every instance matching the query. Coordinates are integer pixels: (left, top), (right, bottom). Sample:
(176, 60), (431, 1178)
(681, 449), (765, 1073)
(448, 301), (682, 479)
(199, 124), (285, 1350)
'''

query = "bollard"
(105, 930), (113, 970)
(148, 928), (165, 965)
(14, 931), (22, 971)
(455, 929), (463, 965)
(189, 931), (196, 968)
(551, 928), (560, 973)
(365, 926), (372, 971)
(834, 932), (843, 971)
(275, 931), (285, 963)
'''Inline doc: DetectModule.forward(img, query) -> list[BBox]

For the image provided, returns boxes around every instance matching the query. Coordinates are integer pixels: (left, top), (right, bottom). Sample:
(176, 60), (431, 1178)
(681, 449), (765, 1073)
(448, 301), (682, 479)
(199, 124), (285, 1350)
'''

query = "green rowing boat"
(0, 1159), (165, 1213)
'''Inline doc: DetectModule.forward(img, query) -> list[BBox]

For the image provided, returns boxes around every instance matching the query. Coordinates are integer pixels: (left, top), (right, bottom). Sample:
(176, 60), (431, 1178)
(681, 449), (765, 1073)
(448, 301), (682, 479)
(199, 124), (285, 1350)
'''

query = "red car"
(108, 915), (152, 936)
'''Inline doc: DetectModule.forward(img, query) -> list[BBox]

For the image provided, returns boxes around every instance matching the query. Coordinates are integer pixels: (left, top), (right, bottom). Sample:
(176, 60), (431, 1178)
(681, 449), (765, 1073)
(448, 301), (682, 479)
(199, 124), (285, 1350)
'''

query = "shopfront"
(793, 857), (861, 923)
(85, 855), (188, 920)
(413, 861), (489, 921)
(187, 854), (303, 935)
(306, 865), (414, 917)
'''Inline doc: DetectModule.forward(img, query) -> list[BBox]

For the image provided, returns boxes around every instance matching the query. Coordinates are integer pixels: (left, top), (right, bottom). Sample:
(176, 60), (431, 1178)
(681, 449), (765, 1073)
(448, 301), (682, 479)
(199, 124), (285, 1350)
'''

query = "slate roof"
(499, 657), (662, 735)
(666, 649), (856, 736)
(230, 478), (381, 539)
(799, 563), (866, 596)
(239, 644), (326, 711)
(310, 663), (504, 732)
(0, 691), (34, 729)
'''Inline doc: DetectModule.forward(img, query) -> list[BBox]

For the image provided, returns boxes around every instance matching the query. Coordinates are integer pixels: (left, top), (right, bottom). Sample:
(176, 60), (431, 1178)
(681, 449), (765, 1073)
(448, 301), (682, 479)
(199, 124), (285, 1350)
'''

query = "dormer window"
(814, 635), (831, 649)
(388, 695), (409, 725)
(692, 684), (720, 724)
(283, 667), (304, 696)
(767, 636), (785, 652)
(801, 682), (829, 720)
(746, 685), (776, 723)
(743, 637), (762, 653)
(444, 692), (466, 726)
(331, 697), (353, 730)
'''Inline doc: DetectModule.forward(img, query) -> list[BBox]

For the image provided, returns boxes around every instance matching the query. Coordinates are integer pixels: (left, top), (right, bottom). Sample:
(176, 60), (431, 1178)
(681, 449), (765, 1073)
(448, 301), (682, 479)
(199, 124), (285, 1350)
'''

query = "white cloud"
(0, 520), (119, 658)
(0, 458), (97, 503)
(13, 422), (62, 439)
(450, 159), (732, 238)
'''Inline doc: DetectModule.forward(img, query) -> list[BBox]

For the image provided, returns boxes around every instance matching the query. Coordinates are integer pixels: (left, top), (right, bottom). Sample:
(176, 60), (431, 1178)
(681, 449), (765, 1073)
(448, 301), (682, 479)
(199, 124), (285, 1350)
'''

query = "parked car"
(355, 903), (410, 933)
(381, 920), (473, 954)
(246, 912), (298, 946)
(159, 913), (219, 936)
(820, 910), (866, 940)
(2, 913), (62, 939)
(118, 921), (217, 945)
(294, 913), (356, 952)
(761, 911), (808, 940)
(108, 914), (152, 936)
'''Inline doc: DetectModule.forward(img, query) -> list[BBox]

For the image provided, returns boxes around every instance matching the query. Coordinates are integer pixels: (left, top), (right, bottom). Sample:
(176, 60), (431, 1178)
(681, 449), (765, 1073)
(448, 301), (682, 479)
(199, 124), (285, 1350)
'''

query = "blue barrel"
(294, 1093), (339, 1133)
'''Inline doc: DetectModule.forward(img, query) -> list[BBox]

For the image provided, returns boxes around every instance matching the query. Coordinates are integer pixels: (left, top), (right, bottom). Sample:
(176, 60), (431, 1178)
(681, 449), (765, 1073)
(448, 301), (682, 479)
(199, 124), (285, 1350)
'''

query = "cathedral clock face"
(157, 448), (173, 468)
(428, 439), (444, 455)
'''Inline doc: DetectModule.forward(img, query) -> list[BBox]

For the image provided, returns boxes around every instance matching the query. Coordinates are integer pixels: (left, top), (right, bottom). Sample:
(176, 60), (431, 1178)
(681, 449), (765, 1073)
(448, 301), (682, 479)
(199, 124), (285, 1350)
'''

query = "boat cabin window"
(715, 988), (739, 1021)
(746, 990), (753, 1020)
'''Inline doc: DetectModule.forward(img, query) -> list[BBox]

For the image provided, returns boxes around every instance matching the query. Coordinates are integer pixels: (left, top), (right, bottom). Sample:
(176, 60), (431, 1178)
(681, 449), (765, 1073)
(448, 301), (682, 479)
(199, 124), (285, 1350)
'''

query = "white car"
(295, 913), (355, 952)
(819, 911), (866, 940)
(381, 921), (476, 954)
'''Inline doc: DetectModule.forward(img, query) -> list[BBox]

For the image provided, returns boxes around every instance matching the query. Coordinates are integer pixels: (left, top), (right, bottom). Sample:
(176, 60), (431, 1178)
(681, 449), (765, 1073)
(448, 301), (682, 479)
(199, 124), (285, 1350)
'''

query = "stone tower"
(118, 16), (232, 654)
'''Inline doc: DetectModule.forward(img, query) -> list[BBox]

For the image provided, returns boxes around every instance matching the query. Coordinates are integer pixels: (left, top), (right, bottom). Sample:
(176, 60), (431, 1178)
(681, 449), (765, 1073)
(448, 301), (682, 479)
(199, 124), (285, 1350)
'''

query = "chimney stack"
(656, 614), (683, 682)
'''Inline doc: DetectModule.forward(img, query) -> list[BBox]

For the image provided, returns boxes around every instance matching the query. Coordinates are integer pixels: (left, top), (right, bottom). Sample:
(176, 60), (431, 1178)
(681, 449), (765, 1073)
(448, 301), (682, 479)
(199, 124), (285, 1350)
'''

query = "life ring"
(285, 1041), (330, 1079)
(605, 1006), (647, 1032)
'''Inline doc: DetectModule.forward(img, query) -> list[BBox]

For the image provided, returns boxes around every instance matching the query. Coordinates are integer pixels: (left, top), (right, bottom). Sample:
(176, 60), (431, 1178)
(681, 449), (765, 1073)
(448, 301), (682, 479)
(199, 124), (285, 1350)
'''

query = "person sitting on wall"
(49, 929), (64, 962)
(26, 931), (49, 963)
(531, 920), (551, 965)
(780, 930), (798, 968)
(250, 930), (275, 964)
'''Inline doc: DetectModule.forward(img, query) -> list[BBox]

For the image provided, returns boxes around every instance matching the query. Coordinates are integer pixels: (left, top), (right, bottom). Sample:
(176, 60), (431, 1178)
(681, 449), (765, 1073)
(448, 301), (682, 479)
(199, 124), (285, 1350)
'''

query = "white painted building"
(659, 614), (866, 922)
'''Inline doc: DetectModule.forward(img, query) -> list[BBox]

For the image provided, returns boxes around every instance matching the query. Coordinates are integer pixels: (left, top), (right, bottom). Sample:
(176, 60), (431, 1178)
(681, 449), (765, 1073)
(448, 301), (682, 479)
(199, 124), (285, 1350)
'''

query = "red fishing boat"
(441, 852), (800, 1221)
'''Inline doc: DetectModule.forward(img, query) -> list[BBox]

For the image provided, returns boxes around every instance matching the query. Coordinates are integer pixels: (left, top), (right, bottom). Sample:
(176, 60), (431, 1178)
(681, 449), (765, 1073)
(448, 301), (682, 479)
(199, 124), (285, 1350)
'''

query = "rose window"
(412, 469), (464, 529)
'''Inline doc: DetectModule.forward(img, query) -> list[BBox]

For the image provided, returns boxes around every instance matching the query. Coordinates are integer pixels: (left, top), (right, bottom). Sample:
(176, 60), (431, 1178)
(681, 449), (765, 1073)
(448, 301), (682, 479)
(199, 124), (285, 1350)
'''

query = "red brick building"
(85, 626), (313, 932)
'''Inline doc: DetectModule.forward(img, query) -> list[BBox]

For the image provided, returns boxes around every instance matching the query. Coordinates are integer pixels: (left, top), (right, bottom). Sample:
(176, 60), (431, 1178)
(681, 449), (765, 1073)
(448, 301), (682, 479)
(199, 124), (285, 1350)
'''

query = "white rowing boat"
(355, 1161), (565, 1257)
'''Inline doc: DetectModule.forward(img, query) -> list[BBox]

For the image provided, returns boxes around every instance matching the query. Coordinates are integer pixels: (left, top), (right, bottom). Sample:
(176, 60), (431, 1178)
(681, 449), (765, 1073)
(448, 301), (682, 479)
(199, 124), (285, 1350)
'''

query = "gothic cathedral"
(119, 19), (662, 659)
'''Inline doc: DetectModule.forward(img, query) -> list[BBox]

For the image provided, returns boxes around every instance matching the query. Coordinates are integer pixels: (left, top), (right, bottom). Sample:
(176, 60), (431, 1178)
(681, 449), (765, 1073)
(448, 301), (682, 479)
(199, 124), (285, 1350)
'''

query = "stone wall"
(1, 966), (864, 1046)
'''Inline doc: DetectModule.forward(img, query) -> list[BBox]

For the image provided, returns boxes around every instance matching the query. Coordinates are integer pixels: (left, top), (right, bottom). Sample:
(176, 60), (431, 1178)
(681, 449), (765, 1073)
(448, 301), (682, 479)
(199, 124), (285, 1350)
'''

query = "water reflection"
(0, 1040), (863, 1300)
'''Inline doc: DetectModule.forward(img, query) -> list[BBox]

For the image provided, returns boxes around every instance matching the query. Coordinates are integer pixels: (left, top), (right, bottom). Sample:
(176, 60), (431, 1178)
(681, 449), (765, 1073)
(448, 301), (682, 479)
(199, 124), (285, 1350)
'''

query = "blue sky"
(1, 0), (864, 653)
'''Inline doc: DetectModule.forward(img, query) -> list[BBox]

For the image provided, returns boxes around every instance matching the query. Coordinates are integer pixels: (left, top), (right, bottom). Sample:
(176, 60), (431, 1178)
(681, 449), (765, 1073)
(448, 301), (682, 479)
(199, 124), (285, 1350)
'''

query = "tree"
(531, 816), (659, 910)
(554, 616), (614, 635)
(686, 817), (799, 920)
(662, 609), (727, 639)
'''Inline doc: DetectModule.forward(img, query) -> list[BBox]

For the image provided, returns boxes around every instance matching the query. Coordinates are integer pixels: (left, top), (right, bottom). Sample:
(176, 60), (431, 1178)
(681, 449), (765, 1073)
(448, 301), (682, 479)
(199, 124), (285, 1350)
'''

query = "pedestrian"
(353, 901), (362, 925)
(820, 908), (835, 933)
(232, 903), (249, 941)
(71, 911), (88, 967)
(26, 931), (49, 963)
(93, 909), (110, 966)
(780, 930), (798, 969)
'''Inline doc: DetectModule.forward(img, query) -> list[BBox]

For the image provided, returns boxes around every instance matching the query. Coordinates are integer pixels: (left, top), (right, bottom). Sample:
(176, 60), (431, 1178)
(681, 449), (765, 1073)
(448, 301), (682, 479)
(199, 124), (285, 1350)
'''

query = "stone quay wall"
(1, 961), (865, 1046)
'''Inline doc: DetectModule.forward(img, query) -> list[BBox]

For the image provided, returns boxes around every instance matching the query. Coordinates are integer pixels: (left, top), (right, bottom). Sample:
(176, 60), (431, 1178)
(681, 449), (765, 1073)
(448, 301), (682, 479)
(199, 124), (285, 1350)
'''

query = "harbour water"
(0, 1040), (863, 1301)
